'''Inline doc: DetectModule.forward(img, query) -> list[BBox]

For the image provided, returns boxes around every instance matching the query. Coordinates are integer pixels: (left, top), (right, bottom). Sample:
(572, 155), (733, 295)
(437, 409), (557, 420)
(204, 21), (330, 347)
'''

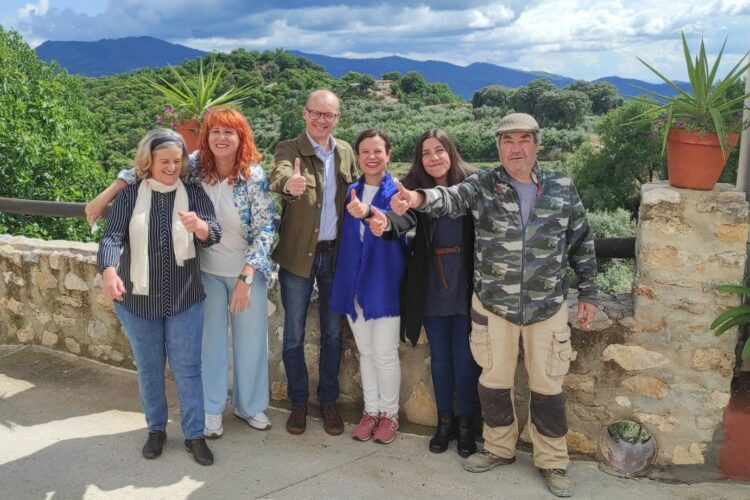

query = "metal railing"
(0, 196), (636, 258)
(0, 197), (107, 219)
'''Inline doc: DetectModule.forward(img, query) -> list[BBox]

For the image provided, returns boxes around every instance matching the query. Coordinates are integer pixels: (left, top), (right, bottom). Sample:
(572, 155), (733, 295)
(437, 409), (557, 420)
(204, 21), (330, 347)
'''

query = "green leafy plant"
(631, 31), (750, 155)
(0, 26), (108, 241)
(710, 283), (750, 360)
(143, 60), (255, 122)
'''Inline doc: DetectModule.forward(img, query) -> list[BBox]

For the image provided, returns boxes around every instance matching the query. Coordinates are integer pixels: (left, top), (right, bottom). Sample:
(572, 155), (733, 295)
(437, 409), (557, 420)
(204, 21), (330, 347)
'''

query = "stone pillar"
(625, 182), (748, 465)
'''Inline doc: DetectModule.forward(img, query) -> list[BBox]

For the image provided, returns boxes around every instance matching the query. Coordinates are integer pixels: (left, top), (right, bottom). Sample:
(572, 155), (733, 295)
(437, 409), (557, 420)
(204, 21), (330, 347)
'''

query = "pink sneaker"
(352, 412), (380, 441)
(373, 413), (399, 444)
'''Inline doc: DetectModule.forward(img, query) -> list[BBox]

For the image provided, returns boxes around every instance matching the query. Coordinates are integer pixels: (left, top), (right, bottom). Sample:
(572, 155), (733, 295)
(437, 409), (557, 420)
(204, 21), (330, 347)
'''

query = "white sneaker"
(235, 410), (272, 430)
(203, 413), (224, 439)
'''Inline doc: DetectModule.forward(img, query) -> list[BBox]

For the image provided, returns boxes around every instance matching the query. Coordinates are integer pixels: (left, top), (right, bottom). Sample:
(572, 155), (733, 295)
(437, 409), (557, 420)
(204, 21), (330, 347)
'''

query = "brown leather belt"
(315, 240), (336, 252)
(433, 246), (462, 289)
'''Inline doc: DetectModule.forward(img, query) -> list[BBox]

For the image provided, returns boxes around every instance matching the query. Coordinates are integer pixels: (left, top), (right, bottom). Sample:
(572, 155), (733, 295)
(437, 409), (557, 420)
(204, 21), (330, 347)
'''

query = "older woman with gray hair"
(97, 128), (221, 465)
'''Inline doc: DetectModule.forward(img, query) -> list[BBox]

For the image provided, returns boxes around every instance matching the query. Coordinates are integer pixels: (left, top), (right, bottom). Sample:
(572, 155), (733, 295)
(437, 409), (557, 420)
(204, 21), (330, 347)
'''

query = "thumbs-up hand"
(347, 188), (368, 219)
(391, 181), (413, 215)
(285, 158), (307, 196)
(366, 206), (390, 237)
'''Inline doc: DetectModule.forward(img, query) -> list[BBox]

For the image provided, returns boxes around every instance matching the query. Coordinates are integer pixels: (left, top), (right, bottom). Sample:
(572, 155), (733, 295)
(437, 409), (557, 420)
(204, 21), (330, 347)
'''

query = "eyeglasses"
(305, 107), (339, 122)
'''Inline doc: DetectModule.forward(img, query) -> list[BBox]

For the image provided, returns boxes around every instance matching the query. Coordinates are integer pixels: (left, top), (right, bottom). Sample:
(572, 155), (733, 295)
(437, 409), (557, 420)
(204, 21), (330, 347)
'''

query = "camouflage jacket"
(420, 164), (598, 325)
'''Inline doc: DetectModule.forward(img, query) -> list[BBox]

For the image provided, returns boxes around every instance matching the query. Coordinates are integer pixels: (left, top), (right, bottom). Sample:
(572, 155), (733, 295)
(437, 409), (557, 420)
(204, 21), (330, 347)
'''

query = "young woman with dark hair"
(384, 129), (480, 457)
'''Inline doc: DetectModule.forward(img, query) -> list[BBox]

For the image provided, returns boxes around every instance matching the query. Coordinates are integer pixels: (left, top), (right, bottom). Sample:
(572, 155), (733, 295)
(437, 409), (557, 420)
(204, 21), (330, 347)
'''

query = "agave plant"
(143, 60), (255, 122)
(631, 31), (750, 155)
(711, 283), (750, 360)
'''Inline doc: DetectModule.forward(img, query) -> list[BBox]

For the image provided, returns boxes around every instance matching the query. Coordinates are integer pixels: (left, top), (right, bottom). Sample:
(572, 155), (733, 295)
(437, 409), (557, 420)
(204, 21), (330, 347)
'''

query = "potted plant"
(631, 32), (750, 190)
(144, 60), (255, 151)
(711, 282), (750, 361)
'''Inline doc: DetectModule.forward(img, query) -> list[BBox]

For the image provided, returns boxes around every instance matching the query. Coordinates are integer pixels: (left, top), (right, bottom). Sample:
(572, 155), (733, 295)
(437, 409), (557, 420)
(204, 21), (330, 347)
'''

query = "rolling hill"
(35, 37), (689, 98)
(35, 36), (206, 77)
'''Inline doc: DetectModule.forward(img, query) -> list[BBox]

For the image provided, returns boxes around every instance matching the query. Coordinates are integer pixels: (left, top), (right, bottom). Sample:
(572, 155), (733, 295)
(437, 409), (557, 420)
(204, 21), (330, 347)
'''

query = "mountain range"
(35, 36), (689, 99)
(36, 36), (206, 77)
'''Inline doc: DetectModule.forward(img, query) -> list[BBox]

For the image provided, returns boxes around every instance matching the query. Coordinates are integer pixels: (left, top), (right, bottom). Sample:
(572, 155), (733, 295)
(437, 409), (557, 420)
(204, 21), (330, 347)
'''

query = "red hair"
(197, 108), (262, 184)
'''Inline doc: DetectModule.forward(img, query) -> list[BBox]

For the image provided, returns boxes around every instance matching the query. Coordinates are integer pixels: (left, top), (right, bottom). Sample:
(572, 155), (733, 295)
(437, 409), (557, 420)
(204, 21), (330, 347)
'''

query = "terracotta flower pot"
(175, 119), (201, 153)
(666, 128), (739, 190)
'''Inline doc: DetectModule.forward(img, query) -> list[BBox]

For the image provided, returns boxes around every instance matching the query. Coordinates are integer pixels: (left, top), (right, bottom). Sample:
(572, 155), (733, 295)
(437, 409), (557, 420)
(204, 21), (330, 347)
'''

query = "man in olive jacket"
(270, 89), (358, 437)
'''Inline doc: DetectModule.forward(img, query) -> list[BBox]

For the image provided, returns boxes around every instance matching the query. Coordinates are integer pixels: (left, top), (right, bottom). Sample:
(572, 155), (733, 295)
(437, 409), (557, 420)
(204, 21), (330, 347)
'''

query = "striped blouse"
(97, 182), (222, 319)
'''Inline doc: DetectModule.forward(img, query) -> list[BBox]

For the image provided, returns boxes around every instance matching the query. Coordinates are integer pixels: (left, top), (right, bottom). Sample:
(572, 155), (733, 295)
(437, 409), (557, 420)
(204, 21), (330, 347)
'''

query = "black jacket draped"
(386, 210), (475, 346)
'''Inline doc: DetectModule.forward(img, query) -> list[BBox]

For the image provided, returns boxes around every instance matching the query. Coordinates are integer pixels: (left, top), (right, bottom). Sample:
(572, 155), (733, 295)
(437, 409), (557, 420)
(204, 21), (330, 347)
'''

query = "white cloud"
(716, 0), (750, 15)
(17, 0), (48, 19)
(2, 0), (749, 81)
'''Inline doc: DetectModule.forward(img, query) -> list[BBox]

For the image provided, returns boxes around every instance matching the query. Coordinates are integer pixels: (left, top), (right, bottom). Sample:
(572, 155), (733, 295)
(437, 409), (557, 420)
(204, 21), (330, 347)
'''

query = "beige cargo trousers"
(469, 294), (574, 469)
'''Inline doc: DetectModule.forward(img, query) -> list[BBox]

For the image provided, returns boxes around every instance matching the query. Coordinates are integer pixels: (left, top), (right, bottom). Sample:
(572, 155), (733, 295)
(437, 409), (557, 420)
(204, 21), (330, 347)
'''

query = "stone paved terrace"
(2, 345), (750, 500)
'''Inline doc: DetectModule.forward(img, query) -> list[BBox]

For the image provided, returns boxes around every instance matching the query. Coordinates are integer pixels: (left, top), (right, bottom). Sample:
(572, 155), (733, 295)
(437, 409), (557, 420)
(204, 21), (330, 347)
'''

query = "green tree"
(509, 79), (556, 114)
(535, 89), (591, 128)
(399, 71), (427, 95)
(565, 81), (621, 115)
(381, 71), (402, 81)
(567, 100), (664, 214)
(472, 85), (512, 109)
(540, 127), (587, 159)
(424, 82), (461, 104)
(334, 71), (376, 97)
(274, 49), (299, 71)
(0, 27), (107, 241)
(278, 110), (304, 141)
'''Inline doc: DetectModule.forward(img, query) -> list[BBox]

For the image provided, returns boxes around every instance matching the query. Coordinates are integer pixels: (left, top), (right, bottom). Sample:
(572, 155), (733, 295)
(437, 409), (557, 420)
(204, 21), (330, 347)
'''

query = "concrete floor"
(1, 344), (749, 500)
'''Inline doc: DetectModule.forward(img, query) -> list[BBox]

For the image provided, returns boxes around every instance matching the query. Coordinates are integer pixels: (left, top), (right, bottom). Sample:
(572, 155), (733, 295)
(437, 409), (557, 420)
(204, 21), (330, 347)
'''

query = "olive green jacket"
(270, 132), (358, 277)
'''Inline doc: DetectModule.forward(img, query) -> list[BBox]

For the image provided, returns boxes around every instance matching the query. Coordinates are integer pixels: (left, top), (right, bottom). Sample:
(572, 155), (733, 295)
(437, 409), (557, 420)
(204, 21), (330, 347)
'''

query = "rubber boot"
(429, 412), (456, 453)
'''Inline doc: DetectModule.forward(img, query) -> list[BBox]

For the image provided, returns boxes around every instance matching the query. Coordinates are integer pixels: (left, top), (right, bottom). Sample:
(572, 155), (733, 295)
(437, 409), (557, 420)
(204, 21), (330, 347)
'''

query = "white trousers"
(348, 301), (401, 416)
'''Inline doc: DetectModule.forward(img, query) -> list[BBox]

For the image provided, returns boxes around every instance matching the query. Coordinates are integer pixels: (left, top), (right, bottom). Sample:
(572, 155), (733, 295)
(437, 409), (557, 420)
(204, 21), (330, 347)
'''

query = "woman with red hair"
(87, 108), (276, 439)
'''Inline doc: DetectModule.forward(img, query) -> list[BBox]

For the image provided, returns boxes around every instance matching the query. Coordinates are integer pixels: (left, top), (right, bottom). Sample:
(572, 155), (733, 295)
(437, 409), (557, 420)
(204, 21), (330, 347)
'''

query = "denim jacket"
(117, 152), (276, 281)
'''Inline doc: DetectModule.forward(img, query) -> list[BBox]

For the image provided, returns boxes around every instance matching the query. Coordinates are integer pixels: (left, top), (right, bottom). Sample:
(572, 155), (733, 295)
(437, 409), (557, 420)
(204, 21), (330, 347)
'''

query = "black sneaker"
(184, 437), (214, 466)
(142, 430), (166, 459)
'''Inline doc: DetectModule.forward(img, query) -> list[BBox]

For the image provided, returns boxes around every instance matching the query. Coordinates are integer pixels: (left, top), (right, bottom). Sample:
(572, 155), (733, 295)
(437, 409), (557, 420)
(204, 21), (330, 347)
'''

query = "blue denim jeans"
(423, 314), (479, 416)
(201, 271), (269, 417)
(279, 249), (342, 406)
(115, 301), (205, 439)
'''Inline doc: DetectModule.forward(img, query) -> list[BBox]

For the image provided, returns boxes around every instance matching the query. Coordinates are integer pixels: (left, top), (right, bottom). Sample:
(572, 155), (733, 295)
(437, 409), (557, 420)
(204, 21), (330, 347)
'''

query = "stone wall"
(557, 182), (747, 466)
(0, 234), (436, 426)
(0, 181), (747, 468)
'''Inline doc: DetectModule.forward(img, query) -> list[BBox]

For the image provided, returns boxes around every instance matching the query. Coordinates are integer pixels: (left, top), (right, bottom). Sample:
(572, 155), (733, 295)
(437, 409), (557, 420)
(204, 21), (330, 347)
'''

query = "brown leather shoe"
(286, 404), (307, 435)
(321, 404), (344, 436)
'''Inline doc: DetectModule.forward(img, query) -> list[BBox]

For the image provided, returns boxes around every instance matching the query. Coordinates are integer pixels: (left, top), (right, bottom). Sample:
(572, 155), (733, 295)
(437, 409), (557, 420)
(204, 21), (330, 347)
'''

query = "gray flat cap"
(495, 113), (540, 135)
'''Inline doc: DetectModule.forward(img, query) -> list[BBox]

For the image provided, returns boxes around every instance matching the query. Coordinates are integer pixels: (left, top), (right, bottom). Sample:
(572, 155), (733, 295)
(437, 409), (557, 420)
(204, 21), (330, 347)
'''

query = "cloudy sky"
(3, 0), (750, 82)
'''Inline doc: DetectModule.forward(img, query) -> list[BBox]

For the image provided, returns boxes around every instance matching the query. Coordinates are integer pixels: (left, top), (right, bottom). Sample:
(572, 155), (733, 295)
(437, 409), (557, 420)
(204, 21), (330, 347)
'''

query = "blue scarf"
(331, 172), (407, 321)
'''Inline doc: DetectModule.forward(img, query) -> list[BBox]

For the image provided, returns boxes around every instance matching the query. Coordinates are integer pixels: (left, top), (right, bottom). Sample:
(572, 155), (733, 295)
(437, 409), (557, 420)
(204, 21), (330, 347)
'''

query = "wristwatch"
(238, 273), (254, 286)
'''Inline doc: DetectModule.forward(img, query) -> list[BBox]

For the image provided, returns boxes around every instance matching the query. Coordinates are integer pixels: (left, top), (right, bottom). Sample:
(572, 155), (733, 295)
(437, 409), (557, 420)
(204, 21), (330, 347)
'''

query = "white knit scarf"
(129, 178), (194, 295)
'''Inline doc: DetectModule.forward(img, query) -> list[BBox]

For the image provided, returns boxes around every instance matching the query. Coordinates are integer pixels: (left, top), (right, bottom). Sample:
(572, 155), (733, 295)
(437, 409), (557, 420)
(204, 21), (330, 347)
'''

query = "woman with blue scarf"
(331, 129), (408, 445)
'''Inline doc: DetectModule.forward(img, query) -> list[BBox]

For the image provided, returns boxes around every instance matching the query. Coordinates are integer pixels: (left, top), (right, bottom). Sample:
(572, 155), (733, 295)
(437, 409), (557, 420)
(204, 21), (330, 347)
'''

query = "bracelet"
(363, 205), (373, 220)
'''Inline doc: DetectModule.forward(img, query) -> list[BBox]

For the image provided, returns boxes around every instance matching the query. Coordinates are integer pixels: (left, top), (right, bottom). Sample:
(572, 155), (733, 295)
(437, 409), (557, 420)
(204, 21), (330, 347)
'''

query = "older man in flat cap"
(391, 113), (598, 497)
